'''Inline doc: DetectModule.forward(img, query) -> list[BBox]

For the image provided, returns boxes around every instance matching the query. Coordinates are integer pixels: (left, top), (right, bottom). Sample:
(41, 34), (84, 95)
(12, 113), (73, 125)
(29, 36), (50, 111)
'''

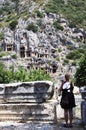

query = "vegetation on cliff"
(45, 0), (86, 29)
(0, 0), (86, 84)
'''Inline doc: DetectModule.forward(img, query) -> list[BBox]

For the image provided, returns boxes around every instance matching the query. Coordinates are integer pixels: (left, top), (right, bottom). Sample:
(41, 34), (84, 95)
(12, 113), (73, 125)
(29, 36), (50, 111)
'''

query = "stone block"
(0, 81), (56, 123)
(81, 101), (86, 124)
(0, 81), (54, 103)
(0, 102), (56, 123)
(0, 84), (5, 103)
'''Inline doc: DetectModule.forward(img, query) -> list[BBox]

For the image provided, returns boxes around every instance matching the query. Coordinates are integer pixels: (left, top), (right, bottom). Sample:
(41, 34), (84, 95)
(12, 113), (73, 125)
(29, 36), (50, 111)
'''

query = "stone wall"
(0, 81), (57, 123)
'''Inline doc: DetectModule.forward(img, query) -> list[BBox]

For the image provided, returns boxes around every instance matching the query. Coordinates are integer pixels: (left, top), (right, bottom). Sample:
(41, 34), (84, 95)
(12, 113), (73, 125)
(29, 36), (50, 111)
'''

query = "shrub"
(53, 21), (64, 31)
(0, 32), (4, 41)
(0, 48), (3, 51)
(0, 63), (52, 83)
(58, 47), (62, 53)
(67, 45), (75, 50)
(66, 50), (83, 60)
(0, 52), (9, 57)
(0, 62), (10, 83)
(35, 10), (44, 18)
(1, 1), (14, 15)
(78, 48), (85, 54)
(6, 14), (19, 22)
(56, 57), (60, 61)
(9, 20), (18, 30)
(69, 22), (76, 28)
(27, 69), (52, 81)
(11, 0), (19, 14)
(72, 61), (77, 66)
(0, 8), (4, 15)
(26, 23), (38, 33)
(11, 54), (17, 59)
(63, 59), (69, 64)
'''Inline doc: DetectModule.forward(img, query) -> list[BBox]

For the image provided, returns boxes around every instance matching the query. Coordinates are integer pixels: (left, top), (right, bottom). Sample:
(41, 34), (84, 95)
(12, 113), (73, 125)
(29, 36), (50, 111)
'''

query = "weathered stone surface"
(0, 81), (56, 123)
(80, 86), (86, 100)
(81, 101), (86, 125)
(0, 81), (54, 103)
(0, 102), (56, 123)
(80, 87), (86, 124)
(0, 84), (5, 103)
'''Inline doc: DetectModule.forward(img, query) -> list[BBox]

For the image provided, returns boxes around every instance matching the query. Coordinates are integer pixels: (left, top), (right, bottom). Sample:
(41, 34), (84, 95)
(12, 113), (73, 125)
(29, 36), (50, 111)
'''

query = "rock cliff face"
(0, 0), (86, 79)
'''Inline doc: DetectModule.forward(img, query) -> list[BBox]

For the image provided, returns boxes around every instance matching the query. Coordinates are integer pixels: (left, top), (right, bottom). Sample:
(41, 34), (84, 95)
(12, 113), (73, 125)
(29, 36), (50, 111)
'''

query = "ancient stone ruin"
(0, 81), (57, 123)
(80, 86), (86, 125)
(2, 29), (58, 74)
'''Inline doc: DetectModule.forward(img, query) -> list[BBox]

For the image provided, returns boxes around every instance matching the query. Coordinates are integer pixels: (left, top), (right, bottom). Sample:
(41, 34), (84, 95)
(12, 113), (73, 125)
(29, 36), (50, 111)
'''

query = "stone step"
(0, 103), (56, 123)
(0, 116), (55, 121)
(1, 98), (46, 103)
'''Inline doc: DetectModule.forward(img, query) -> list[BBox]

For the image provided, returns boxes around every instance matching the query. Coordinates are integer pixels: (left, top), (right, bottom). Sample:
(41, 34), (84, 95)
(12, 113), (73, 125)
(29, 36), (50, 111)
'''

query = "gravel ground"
(0, 122), (56, 130)
(0, 118), (85, 130)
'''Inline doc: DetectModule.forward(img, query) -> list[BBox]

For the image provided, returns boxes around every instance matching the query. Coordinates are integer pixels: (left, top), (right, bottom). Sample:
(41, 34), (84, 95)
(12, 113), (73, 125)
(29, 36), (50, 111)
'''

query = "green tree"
(29, 69), (51, 81)
(0, 62), (52, 83)
(14, 66), (27, 82)
(0, 62), (10, 83)
(75, 52), (86, 87)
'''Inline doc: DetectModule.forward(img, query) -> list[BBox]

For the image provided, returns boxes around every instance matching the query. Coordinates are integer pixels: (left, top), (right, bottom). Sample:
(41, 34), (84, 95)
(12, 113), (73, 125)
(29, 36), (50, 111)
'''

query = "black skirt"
(60, 92), (76, 109)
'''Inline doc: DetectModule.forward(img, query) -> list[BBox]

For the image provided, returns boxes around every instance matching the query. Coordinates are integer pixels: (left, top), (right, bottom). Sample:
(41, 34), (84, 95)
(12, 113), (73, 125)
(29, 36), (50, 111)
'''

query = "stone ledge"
(0, 102), (56, 123)
(0, 81), (54, 103)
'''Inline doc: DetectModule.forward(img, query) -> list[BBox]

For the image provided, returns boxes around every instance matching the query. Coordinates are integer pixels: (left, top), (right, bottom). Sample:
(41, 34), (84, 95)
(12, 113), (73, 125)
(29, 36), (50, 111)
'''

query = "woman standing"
(59, 73), (76, 128)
